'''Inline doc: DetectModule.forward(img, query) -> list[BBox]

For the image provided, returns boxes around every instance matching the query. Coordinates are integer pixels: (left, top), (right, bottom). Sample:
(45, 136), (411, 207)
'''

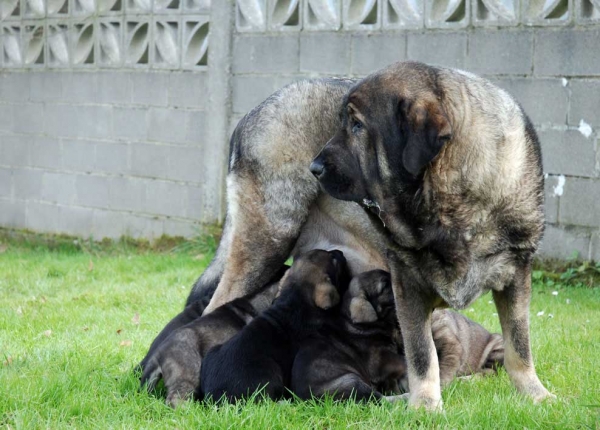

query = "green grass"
(1, 237), (599, 429)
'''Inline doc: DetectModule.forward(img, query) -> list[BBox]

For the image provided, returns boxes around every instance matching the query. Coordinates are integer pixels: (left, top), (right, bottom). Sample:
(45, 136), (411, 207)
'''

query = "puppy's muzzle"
(309, 159), (325, 179)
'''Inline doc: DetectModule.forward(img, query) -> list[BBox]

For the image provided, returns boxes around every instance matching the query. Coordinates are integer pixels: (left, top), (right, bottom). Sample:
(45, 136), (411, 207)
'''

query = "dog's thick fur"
(182, 63), (552, 410)
(291, 270), (407, 402)
(138, 268), (286, 407)
(200, 250), (348, 402)
(311, 62), (551, 409)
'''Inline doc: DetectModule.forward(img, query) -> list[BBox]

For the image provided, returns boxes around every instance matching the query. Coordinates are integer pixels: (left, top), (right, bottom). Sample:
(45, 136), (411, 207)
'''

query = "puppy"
(200, 249), (348, 402)
(397, 309), (504, 391)
(138, 267), (287, 407)
(291, 270), (407, 402)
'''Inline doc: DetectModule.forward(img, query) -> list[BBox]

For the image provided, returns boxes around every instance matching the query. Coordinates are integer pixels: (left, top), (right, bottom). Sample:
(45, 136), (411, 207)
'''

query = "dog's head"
(342, 270), (396, 325)
(279, 249), (349, 310)
(310, 61), (452, 206)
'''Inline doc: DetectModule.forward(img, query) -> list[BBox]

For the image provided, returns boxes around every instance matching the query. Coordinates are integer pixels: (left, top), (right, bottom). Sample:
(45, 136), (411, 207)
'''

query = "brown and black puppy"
(311, 61), (552, 409)
(291, 269), (407, 402)
(200, 249), (348, 402)
(138, 267), (286, 407)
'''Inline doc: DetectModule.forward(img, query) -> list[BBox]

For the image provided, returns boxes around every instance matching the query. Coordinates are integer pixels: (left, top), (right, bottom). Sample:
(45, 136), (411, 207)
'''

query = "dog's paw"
(408, 394), (444, 412)
(531, 388), (557, 404)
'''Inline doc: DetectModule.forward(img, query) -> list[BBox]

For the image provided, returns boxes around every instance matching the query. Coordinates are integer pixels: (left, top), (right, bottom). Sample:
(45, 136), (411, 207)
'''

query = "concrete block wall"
(1, 0), (600, 261)
(230, 0), (600, 261)
(0, 70), (210, 238)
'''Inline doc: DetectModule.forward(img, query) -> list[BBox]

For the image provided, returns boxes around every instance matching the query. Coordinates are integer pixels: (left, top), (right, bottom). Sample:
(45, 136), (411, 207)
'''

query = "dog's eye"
(351, 119), (363, 134)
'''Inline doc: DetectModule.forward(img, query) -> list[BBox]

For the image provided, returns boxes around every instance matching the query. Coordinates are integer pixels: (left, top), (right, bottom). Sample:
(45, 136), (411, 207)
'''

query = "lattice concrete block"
(268, 0), (301, 30)
(426, 0), (470, 28)
(70, 20), (94, 65)
(1, 24), (22, 66)
(382, 0), (424, 28)
(236, 0), (267, 31)
(0, 0), (21, 20)
(472, 0), (519, 25)
(304, 0), (341, 30)
(125, 18), (150, 67)
(22, 21), (45, 66)
(97, 18), (122, 66)
(183, 0), (209, 12)
(182, 15), (208, 69)
(72, 0), (95, 15)
(576, 0), (600, 22)
(46, 20), (69, 66)
(521, 0), (571, 24)
(343, 0), (381, 30)
(22, 0), (46, 18)
(154, 0), (180, 13)
(97, 0), (122, 14)
(47, 0), (69, 15)
(127, 0), (152, 14)
(152, 17), (179, 68)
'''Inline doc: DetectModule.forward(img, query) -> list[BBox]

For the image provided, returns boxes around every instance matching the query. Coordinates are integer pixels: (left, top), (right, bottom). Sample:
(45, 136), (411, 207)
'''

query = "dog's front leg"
(492, 263), (555, 403)
(390, 264), (442, 411)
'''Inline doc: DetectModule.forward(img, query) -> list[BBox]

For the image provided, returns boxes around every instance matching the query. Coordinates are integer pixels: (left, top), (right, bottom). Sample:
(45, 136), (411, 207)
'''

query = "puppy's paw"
(531, 388), (557, 404)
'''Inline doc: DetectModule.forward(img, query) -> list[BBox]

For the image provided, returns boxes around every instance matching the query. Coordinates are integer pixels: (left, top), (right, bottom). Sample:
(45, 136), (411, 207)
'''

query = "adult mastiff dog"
(186, 62), (553, 410)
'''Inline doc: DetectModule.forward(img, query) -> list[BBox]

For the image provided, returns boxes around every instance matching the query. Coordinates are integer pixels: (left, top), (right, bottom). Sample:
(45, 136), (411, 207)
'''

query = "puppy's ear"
(314, 278), (340, 310)
(348, 297), (378, 324)
(400, 99), (452, 177)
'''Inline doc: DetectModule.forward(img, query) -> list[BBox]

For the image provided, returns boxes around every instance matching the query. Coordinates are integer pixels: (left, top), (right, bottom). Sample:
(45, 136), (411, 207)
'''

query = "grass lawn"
(1, 234), (599, 429)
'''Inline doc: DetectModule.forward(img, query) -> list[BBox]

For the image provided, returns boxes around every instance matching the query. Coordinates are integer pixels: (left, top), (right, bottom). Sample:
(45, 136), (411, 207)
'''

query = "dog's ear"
(348, 297), (378, 323)
(314, 278), (340, 310)
(400, 99), (452, 177)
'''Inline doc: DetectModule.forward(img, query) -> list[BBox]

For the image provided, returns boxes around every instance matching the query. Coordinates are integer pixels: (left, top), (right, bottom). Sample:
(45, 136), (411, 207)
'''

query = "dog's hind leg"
(492, 263), (555, 403)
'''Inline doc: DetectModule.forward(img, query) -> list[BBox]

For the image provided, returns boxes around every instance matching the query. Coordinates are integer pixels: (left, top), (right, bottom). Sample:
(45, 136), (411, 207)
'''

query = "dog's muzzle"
(309, 159), (325, 179)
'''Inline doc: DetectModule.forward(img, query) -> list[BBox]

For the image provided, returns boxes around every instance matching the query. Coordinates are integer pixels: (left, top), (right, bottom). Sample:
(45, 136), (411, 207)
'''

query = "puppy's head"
(280, 249), (349, 310)
(310, 61), (452, 206)
(342, 270), (396, 325)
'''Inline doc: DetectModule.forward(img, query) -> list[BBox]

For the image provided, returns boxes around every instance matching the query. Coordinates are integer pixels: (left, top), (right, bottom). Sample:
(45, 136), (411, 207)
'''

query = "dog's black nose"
(309, 159), (325, 178)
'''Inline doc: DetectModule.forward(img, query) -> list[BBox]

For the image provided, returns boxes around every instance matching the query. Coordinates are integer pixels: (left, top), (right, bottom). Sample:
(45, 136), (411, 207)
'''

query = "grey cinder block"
(560, 177), (600, 228)
(109, 176), (147, 212)
(232, 75), (281, 114)
(163, 218), (198, 237)
(75, 174), (110, 208)
(58, 206), (94, 237)
(30, 136), (62, 169)
(144, 180), (187, 217)
(539, 129), (596, 178)
(123, 214), (164, 239)
(96, 72), (133, 105)
(491, 78), (568, 126)
(186, 183), (203, 221)
(0, 168), (13, 197)
(13, 103), (45, 134)
(114, 106), (148, 141)
(131, 72), (169, 106)
(185, 110), (206, 145)
(0, 72), (31, 103)
(76, 105), (113, 140)
(591, 232), (600, 263)
(0, 198), (26, 229)
(13, 168), (43, 200)
(92, 209), (125, 239)
(41, 171), (76, 205)
(406, 32), (466, 69)
(351, 33), (406, 76)
(29, 72), (63, 102)
(0, 135), (30, 166)
(61, 139), (97, 173)
(95, 142), (129, 175)
(534, 29), (600, 76)
(44, 104), (79, 138)
(233, 34), (300, 74)
(467, 30), (533, 75)
(168, 146), (203, 183)
(61, 72), (98, 104)
(26, 201), (61, 233)
(544, 175), (559, 224)
(300, 33), (351, 75)
(540, 224), (591, 260)
(131, 143), (171, 178)
(168, 73), (207, 109)
(569, 79), (600, 127)
(148, 107), (189, 144)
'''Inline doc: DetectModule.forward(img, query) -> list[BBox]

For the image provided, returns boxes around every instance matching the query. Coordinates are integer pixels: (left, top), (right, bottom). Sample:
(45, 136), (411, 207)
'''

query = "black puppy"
(200, 249), (348, 402)
(139, 267), (287, 407)
(291, 270), (407, 402)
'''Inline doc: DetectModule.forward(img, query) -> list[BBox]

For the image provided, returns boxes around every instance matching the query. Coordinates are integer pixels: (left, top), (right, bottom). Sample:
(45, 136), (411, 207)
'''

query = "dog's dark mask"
(310, 76), (452, 206)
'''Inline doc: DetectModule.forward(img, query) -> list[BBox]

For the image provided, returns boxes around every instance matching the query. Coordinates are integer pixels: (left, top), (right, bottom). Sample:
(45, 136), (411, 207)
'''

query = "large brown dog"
(311, 62), (552, 409)
(177, 64), (552, 410)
